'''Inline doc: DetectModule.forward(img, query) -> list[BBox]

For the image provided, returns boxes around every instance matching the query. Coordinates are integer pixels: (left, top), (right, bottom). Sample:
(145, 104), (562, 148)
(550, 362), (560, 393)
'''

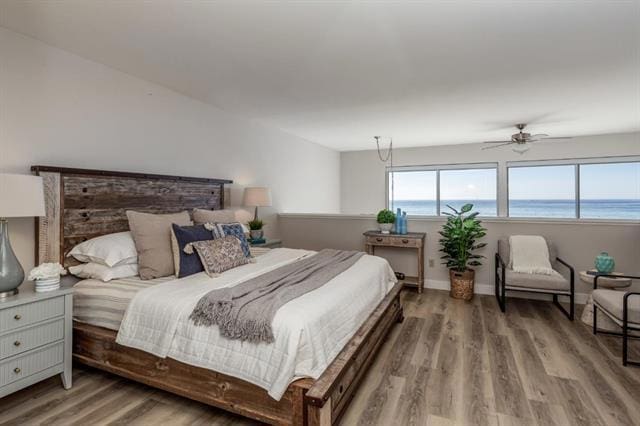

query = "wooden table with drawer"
(0, 281), (73, 398)
(364, 231), (426, 293)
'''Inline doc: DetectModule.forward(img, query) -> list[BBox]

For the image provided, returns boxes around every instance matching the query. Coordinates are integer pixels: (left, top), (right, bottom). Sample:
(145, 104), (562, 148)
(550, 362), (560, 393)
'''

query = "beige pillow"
(126, 210), (192, 279)
(193, 208), (236, 225)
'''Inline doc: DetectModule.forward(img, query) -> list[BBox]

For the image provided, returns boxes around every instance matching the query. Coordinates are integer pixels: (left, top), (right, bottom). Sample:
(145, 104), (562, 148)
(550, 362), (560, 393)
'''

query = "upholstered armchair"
(592, 274), (640, 366)
(495, 238), (575, 320)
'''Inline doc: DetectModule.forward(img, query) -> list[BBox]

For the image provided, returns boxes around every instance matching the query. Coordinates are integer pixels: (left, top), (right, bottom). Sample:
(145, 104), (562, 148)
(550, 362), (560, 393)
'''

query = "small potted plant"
(376, 209), (396, 234)
(247, 219), (265, 241)
(439, 204), (487, 300)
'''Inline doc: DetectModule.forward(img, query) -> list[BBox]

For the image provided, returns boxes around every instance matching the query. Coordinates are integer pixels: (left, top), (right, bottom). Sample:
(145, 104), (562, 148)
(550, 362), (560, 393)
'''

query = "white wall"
(341, 132), (640, 214)
(0, 27), (340, 272)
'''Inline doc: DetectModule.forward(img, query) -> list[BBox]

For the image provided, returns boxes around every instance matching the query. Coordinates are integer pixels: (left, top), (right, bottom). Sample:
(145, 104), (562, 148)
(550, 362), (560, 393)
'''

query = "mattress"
(73, 246), (273, 330)
(73, 276), (172, 330)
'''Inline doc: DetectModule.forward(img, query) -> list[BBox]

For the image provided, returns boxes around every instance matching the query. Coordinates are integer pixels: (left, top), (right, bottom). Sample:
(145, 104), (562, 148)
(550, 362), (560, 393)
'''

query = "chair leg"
(623, 320), (628, 366)
(552, 293), (572, 320)
(593, 304), (598, 335)
(569, 290), (575, 321)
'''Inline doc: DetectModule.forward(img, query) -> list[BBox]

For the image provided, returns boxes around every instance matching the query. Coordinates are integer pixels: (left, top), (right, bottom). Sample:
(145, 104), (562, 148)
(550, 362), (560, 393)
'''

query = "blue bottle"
(401, 212), (408, 234)
(396, 208), (402, 233)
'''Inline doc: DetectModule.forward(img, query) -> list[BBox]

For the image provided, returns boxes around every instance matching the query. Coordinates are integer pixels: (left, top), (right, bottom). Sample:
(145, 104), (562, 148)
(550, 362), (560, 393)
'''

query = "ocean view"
(390, 199), (640, 220)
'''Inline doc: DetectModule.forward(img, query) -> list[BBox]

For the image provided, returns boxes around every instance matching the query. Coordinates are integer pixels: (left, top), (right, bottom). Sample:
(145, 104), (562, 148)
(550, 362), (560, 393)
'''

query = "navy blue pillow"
(171, 224), (213, 278)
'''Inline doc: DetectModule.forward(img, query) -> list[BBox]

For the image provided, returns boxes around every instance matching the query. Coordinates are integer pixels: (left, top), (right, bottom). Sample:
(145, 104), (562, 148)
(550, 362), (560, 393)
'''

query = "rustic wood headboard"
(32, 166), (232, 267)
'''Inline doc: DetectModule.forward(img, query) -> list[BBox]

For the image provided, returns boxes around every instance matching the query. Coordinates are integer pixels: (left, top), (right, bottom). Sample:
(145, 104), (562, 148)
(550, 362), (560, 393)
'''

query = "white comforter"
(116, 248), (396, 400)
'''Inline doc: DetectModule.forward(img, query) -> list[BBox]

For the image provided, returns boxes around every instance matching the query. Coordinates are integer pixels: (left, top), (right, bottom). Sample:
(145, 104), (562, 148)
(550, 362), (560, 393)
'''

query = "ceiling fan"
(482, 123), (572, 154)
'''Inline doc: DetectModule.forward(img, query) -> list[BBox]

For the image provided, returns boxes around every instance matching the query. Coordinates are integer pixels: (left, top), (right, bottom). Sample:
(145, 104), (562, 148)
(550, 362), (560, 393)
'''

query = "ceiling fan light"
(512, 145), (530, 154)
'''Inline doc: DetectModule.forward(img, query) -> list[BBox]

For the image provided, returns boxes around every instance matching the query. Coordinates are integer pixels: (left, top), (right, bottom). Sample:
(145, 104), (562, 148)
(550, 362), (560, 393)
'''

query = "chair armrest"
(555, 257), (574, 292)
(594, 274), (640, 290)
(624, 292), (640, 324)
(495, 252), (506, 271)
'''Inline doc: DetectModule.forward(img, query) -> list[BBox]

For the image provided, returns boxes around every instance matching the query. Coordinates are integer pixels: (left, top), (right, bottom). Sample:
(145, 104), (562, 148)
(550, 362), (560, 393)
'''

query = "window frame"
(386, 162), (499, 217)
(506, 156), (640, 220)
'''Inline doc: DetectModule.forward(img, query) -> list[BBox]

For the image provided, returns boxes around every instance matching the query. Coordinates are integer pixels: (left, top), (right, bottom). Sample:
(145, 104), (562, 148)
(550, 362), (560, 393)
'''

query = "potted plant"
(439, 204), (487, 300)
(247, 219), (265, 241)
(376, 209), (396, 234)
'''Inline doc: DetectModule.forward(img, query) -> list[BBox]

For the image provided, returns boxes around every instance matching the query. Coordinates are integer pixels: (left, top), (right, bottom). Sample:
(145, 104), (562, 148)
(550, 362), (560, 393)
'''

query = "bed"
(32, 165), (404, 426)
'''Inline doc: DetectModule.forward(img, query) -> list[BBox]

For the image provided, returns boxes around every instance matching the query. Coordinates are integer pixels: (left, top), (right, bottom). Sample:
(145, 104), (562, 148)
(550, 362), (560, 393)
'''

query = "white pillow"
(68, 231), (138, 267)
(69, 262), (138, 282)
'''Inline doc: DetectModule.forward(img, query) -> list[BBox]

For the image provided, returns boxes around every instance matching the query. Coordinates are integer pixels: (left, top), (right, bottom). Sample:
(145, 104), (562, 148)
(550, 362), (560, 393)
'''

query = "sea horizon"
(390, 199), (640, 219)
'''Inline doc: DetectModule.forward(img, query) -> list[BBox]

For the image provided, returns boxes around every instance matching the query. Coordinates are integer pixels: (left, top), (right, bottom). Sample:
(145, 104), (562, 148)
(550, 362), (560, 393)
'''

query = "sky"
(389, 162), (640, 200)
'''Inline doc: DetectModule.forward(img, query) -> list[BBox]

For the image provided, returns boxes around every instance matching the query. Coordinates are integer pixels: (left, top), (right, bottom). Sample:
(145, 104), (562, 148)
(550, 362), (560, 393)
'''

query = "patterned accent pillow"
(187, 236), (249, 277)
(205, 222), (251, 258)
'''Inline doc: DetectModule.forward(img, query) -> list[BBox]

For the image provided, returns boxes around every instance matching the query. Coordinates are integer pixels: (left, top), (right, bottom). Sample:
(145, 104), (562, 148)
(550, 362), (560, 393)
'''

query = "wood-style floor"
(1, 289), (639, 426)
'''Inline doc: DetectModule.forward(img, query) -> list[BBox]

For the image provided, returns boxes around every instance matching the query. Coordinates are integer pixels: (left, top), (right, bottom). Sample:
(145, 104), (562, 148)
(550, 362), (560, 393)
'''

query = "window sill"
(278, 213), (640, 226)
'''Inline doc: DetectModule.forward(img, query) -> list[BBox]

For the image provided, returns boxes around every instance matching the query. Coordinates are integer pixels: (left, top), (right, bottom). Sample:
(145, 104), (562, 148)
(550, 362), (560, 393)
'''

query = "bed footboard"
(305, 281), (404, 425)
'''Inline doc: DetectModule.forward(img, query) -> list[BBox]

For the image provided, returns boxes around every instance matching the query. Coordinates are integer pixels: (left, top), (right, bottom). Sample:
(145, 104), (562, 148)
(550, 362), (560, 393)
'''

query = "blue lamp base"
(0, 219), (24, 299)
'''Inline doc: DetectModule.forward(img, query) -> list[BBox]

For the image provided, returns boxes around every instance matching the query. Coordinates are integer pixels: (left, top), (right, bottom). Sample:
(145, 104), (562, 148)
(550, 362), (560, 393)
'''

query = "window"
(440, 168), (497, 216)
(580, 162), (640, 220)
(388, 164), (497, 217)
(390, 170), (437, 215)
(508, 165), (576, 218)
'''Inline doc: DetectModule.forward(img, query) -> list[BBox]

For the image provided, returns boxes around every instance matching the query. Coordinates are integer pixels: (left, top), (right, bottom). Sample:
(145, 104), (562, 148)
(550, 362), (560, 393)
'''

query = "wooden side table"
(363, 231), (426, 293)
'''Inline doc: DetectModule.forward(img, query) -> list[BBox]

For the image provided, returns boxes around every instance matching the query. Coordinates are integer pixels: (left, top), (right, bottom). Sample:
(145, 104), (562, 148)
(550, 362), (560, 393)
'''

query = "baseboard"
(423, 279), (589, 304)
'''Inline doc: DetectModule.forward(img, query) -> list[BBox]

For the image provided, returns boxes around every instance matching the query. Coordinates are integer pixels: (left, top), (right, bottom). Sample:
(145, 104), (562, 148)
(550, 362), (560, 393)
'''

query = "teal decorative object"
(594, 252), (615, 274)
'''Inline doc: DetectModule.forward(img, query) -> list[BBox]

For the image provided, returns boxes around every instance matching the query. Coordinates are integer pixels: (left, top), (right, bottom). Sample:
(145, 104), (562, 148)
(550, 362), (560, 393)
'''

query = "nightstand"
(0, 281), (73, 398)
(250, 239), (283, 248)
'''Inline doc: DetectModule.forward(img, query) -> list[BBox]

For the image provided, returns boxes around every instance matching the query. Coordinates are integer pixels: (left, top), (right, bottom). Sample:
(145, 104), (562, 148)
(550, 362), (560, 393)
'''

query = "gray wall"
(280, 214), (640, 298)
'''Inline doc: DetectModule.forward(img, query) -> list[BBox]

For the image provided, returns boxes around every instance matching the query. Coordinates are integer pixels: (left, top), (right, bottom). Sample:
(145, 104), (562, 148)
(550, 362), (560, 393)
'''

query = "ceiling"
(1, 1), (639, 151)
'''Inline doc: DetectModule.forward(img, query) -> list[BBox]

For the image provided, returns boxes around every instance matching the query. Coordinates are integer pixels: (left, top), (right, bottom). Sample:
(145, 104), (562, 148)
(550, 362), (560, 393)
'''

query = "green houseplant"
(439, 203), (487, 300)
(247, 219), (265, 241)
(376, 209), (396, 234)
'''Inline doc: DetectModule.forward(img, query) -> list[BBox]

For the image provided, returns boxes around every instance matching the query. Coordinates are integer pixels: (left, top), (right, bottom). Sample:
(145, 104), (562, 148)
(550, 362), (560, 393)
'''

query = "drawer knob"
(402, 239), (409, 243)
(14, 340), (21, 347)
(14, 314), (21, 320)
(14, 367), (21, 374)
(376, 238), (383, 242)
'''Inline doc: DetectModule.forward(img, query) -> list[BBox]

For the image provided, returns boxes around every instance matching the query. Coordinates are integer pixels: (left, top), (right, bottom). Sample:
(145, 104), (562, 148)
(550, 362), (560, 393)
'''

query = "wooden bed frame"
(32, 165), (404, 425)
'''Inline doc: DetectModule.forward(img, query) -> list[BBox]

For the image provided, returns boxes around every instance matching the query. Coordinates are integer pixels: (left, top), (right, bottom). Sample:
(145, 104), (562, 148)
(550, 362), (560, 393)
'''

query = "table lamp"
(0, 173), (45, 298)
(243, 187), (272, 220)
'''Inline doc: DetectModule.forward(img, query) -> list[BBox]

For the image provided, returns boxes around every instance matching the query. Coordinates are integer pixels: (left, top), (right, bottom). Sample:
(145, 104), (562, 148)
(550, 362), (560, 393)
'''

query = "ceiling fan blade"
(529, 133), (549, 138)
(482, 142), (514, 150)
(540, 136), (573, 140)
(483, 140), (512, 144)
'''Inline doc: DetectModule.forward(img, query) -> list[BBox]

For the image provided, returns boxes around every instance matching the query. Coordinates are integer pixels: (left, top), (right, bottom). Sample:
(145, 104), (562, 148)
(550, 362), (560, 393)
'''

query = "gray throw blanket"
(189, 249), (365, 343)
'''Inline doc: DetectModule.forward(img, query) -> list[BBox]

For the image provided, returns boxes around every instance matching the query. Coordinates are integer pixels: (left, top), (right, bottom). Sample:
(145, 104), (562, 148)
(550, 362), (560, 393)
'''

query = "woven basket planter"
(449, 269), (475, 301)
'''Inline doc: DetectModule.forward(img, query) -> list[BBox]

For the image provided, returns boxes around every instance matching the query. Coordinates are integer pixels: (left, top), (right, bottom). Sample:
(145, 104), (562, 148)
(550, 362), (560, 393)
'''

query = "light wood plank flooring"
(1, 289), (639, 426)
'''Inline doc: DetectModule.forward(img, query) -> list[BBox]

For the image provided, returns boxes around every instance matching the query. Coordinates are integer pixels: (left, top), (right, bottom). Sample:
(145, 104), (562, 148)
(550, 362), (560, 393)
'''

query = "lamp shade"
(243, 187), (272, 207)
(0, 173), (46, 217)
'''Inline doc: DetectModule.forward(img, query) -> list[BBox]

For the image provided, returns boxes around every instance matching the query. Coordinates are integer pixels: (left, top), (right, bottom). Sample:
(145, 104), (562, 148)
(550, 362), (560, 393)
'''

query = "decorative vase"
(35, 277), (60, 293)
(250, 229), (264, 240)
(449, 269), (474, 301)
(594, 252), (615, 274)
(379, 223), (393, 234)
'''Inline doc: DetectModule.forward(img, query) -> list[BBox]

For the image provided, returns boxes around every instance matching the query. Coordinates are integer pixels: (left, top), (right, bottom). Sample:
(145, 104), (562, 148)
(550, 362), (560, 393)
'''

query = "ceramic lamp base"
(0, 219), (25, 298)
(0, 288), (19, 299)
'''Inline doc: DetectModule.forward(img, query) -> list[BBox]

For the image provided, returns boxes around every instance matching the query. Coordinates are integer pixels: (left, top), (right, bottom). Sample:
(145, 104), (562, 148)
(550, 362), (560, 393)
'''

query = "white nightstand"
(0, 281), (73, 398)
